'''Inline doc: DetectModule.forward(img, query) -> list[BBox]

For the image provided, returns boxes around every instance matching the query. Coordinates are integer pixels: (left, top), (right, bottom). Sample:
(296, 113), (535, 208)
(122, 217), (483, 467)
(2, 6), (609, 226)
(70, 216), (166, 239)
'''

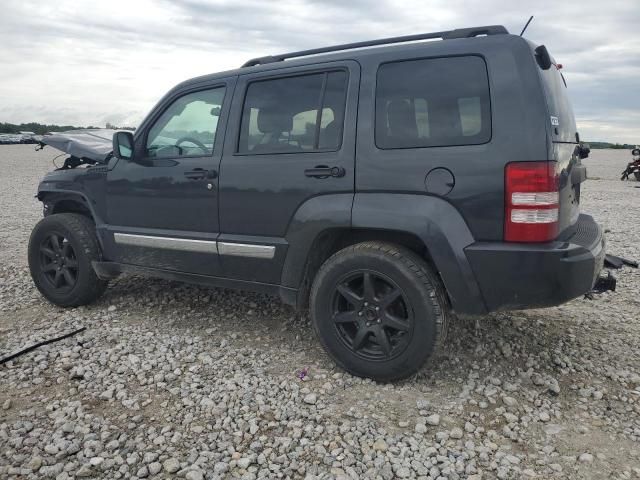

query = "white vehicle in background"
(0, 134), (23, 144)
(0, 131), (37, 144)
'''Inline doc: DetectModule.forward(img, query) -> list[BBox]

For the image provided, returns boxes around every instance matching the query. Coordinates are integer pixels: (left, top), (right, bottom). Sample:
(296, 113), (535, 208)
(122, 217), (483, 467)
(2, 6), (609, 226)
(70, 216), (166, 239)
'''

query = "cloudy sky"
(1, 0), (639, 142)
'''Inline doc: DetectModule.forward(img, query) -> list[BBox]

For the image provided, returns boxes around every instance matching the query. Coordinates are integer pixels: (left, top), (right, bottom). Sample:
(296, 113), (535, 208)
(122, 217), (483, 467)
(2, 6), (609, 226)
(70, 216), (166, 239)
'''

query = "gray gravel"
(1, 144), (640, 479)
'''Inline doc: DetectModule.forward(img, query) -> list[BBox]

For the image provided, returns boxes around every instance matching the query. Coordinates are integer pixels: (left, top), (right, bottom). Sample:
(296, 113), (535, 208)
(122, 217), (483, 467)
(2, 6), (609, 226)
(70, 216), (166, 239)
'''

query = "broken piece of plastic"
(296, 367), (309, 380)
(605, 254), (638, 269)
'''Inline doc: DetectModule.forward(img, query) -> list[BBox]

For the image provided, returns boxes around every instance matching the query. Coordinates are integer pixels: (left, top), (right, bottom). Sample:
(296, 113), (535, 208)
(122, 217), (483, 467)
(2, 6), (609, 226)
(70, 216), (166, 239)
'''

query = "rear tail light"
(505, 161), (559, 242)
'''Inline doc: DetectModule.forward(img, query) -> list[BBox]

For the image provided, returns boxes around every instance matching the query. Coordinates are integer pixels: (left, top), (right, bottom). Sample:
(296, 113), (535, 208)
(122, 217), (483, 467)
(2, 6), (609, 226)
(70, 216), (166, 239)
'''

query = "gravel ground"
(1, 144), (639, 480)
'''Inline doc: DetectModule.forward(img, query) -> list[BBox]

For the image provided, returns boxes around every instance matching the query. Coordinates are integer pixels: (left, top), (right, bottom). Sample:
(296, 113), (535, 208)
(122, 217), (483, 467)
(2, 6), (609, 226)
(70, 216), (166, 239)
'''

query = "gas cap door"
(425, 167), (455, 196)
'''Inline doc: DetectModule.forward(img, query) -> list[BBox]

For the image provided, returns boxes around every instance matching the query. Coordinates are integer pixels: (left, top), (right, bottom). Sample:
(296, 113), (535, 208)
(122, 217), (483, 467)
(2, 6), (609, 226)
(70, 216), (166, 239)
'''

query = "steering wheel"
(175, 137), (208, 154)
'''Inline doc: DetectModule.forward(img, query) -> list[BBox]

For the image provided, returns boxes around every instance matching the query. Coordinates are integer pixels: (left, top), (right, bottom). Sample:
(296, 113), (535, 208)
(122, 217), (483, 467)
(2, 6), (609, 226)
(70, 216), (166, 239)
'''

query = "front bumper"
(465, 214), (605, 312)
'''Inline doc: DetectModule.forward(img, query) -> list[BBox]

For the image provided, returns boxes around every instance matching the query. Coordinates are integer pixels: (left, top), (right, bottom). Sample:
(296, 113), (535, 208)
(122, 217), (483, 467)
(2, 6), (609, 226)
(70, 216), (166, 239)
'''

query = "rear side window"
(538, 66), (577, 143)
(375, 56), (491, 149)
(238, 71), (348, 154)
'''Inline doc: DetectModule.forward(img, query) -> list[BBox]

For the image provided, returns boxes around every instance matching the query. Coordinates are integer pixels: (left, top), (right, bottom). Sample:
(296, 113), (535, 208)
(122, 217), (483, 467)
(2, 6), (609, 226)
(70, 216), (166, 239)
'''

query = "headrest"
(257, 106), (293, 134)
(386, 99), (418, 138)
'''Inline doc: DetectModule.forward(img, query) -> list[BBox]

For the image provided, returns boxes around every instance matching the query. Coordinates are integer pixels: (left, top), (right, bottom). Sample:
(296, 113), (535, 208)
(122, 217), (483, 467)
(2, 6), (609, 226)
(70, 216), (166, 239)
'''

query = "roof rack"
(242, 25), (508, 68)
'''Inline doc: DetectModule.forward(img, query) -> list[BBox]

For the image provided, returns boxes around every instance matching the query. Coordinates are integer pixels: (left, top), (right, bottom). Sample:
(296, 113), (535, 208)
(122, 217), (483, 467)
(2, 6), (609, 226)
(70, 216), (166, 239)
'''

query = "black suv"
(29, 25), (604, 381)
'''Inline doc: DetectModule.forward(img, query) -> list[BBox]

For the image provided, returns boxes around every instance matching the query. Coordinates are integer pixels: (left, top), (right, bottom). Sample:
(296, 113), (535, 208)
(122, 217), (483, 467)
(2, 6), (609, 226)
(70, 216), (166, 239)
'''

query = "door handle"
(304, 166), (346, 178)
(184, 168), (217, 180)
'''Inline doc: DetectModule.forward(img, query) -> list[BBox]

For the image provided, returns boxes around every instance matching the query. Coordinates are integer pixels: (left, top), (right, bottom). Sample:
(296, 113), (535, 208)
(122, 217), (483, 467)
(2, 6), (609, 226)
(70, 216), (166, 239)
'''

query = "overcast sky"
(1, 0), (639, 142)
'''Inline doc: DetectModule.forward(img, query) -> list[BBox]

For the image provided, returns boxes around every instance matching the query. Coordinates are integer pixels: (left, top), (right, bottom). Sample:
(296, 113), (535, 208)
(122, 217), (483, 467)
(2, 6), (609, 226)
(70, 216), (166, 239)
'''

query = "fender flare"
(38, 189), (102, 223)
(280, 193), (353, 290)
(351, 193), (486, 315)
(37, 188), (107, 253)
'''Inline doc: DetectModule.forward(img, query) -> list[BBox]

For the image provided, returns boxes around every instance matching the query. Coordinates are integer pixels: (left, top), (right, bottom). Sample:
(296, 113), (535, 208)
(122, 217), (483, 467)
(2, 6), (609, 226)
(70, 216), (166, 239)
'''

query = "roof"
(176, 24), (516, 90)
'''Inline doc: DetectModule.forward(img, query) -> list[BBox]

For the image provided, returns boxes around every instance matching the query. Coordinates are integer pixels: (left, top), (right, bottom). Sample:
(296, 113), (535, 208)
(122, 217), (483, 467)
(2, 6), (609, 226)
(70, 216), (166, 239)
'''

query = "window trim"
(373, 54), (493, 151)
(234, 68), (349, 156)
(140, 84), (228, 161)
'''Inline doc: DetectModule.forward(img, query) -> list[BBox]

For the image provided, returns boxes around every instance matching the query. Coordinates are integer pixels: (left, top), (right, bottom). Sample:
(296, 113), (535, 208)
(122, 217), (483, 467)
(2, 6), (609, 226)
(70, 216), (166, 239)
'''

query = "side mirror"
(112, 131), (134, 160)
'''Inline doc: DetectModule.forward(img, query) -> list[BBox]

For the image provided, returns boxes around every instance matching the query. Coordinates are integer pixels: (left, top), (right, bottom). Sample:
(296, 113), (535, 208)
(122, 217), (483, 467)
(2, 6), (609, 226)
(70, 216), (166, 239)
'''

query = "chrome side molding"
(113, 233), (218, 254)
(114, 233), (275, 259)
(218, 242), (275, 259)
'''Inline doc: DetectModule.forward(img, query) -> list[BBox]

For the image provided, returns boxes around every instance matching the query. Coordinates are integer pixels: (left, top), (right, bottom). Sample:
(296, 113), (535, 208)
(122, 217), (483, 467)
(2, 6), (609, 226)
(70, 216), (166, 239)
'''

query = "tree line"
(0, 122), (136, 135)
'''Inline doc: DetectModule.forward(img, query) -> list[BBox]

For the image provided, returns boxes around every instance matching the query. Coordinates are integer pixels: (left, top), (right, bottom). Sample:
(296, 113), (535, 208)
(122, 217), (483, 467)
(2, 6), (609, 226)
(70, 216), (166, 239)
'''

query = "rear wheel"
(28, 213), (108, 307)
(310, 241), (448, 382)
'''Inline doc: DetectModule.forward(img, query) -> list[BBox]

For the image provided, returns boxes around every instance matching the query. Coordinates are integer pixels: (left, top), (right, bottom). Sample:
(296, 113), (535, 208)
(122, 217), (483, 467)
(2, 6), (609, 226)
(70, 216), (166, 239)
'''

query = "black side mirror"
(112, 131), (134, 160)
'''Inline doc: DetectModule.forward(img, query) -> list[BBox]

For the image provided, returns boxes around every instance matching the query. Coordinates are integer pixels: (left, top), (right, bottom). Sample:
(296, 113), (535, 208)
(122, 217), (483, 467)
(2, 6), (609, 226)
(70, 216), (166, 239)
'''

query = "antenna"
(520, 15), (534, 36)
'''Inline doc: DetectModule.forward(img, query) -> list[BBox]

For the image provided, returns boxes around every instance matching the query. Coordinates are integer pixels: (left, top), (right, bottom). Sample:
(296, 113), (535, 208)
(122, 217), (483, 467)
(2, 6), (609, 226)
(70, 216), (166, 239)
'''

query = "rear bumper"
(465, 214), (605, 312)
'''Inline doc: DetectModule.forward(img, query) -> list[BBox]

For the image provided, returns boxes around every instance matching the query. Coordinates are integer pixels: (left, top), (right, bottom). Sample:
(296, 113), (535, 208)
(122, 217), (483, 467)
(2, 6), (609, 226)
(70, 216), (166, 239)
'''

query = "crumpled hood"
(39, 129), (117, 163)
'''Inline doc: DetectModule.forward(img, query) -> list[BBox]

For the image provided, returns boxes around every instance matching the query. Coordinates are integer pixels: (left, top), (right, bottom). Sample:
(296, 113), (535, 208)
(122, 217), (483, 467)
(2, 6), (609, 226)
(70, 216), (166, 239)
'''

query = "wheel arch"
(281, 193), (487, 315)
(38, 191), (99, 223)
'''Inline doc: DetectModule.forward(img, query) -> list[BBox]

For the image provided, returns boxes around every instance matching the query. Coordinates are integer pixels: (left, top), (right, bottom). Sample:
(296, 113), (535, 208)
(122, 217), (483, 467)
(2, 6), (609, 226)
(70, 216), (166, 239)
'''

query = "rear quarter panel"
(355, 35), (549, 241)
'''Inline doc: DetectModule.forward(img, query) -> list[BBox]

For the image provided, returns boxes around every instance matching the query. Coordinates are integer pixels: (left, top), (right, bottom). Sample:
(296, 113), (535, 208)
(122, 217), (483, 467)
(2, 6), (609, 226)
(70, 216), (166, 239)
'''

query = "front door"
(105, 80), (233, 276)
(218, 61), (359, 284)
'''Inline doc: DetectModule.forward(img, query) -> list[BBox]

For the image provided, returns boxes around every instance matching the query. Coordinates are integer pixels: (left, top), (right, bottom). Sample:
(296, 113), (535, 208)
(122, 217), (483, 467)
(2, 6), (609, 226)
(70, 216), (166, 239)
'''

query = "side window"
(146, 87), (225, 158)
(238, 71), (348, 154)
(375, 56), (491, 149)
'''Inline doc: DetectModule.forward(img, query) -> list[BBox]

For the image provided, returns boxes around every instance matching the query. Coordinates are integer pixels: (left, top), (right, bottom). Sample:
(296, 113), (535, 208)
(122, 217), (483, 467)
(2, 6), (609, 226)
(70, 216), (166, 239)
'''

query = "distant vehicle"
(19, 131), (37, 144)
(29, 25), (604, 381)
(0, 134), (23, 144)
(621, 147), (640, 181)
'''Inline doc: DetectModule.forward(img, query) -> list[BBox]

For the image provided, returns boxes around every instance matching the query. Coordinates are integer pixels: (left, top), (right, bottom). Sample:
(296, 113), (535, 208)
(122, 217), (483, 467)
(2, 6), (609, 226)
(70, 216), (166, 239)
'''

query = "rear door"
(217, 61), (359, 283)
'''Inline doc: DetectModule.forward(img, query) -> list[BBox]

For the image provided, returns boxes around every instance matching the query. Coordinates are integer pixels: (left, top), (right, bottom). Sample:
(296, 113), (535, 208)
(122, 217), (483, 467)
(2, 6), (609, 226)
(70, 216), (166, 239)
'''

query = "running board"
(91, 261), (298, 306)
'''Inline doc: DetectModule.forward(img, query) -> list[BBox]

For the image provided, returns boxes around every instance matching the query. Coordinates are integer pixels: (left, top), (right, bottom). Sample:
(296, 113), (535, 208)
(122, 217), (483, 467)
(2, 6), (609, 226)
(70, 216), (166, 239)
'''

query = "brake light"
(505, 161), (559, 242)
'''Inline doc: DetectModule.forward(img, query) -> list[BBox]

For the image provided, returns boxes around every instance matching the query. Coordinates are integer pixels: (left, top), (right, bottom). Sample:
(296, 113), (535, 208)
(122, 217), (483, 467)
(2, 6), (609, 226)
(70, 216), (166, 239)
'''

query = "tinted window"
(238, 71), (347, 154)
(538, 65), (577, 143)
(146, 87), (225, 158)
(375, 56), (491, 149)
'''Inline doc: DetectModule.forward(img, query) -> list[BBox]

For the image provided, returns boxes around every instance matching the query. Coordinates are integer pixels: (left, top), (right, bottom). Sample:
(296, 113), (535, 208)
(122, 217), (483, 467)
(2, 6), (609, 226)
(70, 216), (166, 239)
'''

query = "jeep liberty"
(29, 25), (604, 381)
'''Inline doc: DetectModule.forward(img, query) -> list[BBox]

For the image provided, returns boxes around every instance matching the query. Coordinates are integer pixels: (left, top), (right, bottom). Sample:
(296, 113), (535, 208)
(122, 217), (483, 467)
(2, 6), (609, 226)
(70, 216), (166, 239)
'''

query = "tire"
(634, 171), (640, 181)
(310, 241), (448, 382)
(28, 213), (108, 307)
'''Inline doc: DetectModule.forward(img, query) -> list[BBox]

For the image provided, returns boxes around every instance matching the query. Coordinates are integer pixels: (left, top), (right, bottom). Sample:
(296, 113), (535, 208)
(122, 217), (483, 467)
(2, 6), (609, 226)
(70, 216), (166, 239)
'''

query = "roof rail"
(242, 25), (508, 68)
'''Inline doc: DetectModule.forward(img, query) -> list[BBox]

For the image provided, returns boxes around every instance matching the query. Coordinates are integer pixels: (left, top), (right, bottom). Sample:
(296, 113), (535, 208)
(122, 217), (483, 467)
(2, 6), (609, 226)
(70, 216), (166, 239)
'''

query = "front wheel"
(28, 213), (108, 307)
(310, 241), (448, 382)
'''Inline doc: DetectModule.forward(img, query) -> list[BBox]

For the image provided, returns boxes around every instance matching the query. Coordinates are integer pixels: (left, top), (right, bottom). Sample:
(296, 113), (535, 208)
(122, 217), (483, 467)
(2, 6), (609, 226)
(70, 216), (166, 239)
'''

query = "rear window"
(538, 65), (577, 143)
(375, 56), (491, 149)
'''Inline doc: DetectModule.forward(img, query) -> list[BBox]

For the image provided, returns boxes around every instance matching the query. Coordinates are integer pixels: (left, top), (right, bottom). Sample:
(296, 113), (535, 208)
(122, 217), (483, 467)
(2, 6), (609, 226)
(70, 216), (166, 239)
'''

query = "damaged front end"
(36, 129), (117, 169)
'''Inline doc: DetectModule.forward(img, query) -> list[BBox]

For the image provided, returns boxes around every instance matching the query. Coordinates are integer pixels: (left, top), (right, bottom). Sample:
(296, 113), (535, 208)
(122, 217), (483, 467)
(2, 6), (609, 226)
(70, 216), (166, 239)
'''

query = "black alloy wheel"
(39, 232), (79, 291)
(331, 270), (414, 361)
